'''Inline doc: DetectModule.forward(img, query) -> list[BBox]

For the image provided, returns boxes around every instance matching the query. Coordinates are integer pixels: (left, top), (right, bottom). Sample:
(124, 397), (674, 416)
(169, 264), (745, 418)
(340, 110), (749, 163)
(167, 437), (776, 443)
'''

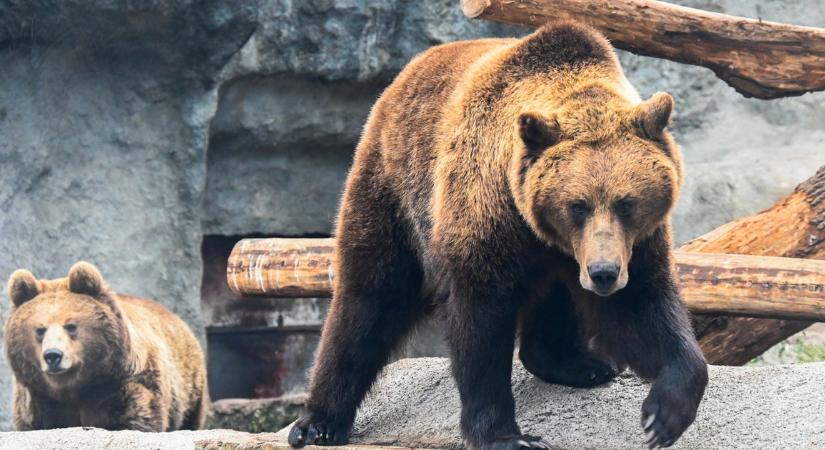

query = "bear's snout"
(39, 326), (74, 374)
(587, 261), (620, 293)
(42, 349), (64, 372)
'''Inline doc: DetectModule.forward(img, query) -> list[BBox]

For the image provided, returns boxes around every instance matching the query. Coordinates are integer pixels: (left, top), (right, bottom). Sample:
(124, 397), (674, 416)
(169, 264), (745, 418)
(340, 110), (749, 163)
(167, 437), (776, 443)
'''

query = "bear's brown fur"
(289, 22), (707, 450)
(5, 262), (208, 431)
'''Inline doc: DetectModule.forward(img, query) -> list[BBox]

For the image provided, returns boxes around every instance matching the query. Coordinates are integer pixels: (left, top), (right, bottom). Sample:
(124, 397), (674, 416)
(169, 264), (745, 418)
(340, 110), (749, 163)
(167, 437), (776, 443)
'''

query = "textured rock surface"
(309, 358), (825, 449)
(207, 394), (307, 433)
(1, 0), (824, 431)
(3, 359), (825, 449)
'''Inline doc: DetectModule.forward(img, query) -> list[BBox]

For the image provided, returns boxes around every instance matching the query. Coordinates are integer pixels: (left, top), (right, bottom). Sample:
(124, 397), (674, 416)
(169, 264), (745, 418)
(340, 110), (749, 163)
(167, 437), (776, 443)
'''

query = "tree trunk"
(681, 166), (825, 365)
(460, 0), (825, 99)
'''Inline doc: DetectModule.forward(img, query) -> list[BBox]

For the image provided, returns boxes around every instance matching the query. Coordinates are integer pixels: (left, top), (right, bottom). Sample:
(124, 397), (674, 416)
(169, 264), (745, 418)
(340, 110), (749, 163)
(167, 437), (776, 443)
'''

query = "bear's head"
(5, 262), (130, 393)
(511, 86), (681, 297)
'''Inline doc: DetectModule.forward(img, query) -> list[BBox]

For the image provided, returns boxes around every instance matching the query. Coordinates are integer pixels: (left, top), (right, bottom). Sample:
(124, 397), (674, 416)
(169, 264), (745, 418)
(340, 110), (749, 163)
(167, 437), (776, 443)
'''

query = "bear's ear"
(68, 262), (105, 297)
(8, 269), (39, 308)
(635, 92), (673, 140)
(519, 112), (561, 158)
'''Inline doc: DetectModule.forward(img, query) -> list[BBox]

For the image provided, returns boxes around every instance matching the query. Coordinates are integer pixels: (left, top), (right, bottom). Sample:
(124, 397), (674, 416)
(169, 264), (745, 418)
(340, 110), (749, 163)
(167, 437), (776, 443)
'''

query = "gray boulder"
(280, 358), (825, 449)
(2, 358), (825, 449)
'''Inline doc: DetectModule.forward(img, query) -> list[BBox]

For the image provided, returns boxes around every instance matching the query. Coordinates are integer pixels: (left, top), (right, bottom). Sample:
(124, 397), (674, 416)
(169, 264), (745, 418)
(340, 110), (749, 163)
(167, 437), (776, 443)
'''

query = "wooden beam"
(227, 238), (335, 298)
(460, 0), (825, 99)
(227, 239), (825, 322)
(681, 166), (825, 365)
(674, 252), (825, 321)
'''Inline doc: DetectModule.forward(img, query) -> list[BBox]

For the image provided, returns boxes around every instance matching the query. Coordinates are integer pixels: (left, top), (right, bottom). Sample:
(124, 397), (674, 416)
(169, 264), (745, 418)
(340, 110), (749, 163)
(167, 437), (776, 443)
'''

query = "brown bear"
(288, 22), (707, 450)
(5, 261), (209, 431)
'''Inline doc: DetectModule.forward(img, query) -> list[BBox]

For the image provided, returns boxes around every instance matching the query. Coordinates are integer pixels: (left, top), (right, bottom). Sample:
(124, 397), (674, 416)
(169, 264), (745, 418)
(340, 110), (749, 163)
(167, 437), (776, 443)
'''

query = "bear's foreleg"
(446, 277), (550, 450)
(109, 382), (166, 431)
(519, 282), (617, 388)
(593, 228), (708, 449)
(12, 385), (64, 430)
(288, 167), (426, 447)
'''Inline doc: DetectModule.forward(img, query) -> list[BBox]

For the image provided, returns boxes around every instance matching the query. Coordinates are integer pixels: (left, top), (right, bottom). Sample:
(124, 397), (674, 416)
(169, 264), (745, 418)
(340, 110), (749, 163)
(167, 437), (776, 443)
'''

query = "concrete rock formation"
(1, 0), (824, 429)
(2, 358), (825, 449)
(328, 358), (825, 449)
(207, 394), (307, 433)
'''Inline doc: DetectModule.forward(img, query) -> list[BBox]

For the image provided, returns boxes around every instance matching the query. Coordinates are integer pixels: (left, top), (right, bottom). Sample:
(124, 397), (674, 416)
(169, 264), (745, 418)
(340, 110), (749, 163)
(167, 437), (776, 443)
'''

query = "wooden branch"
(680, 166), (825, 365)
(227, 238), (825, 322)
(460, 0), (825, 99)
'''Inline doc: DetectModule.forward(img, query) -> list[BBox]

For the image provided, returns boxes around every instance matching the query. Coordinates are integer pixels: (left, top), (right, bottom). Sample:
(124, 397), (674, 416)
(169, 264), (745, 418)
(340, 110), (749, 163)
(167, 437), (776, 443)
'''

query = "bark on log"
(227, 240), (825, 321)
(681, 166), (825, 365)
(460, 0), (825, 99)
(227, 238), (335, 298)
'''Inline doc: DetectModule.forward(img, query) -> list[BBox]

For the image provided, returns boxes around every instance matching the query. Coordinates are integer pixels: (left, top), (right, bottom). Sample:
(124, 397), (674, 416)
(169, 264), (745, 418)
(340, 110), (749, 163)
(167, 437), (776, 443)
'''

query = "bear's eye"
(615, 198), (635, 218)
(64, 323), (78, 335)
(568, 201), (590, 222)
(35, 327), (46, 338)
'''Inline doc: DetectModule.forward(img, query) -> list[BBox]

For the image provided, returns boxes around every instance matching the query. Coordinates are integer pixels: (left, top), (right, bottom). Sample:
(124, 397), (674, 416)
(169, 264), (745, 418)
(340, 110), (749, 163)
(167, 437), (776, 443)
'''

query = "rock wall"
(0, 0), (823, 430)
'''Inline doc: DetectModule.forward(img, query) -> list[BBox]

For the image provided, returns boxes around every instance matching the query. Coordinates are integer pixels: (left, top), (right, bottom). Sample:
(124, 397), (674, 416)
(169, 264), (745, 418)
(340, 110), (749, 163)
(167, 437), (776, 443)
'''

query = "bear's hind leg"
(519, 283), (616, 388)
(289, 171), (425, 447)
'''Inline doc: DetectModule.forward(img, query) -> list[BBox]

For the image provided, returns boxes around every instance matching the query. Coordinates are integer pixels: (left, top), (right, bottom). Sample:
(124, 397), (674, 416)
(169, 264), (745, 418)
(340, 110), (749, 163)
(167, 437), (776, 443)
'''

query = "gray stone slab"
(3, 358), (825, 449)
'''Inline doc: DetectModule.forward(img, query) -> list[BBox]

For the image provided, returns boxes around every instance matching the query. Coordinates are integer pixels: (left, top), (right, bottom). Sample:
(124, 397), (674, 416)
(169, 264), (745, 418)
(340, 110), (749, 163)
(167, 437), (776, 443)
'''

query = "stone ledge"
(208, 394), (308, 433)
(3, 358), (825, 449)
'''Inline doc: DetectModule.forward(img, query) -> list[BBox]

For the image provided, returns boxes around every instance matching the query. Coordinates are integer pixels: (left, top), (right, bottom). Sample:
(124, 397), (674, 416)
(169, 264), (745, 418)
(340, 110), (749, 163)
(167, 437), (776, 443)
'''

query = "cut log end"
(460, 0), (492, 19)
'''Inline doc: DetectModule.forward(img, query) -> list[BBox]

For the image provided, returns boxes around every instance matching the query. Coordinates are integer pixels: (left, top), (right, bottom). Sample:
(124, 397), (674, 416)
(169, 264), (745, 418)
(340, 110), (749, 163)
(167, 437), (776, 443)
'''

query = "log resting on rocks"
(227, 239), (825, 322)
(460, 0), (825, 99)
(5, 359), (825, 449)
(682, 166), (825, 365)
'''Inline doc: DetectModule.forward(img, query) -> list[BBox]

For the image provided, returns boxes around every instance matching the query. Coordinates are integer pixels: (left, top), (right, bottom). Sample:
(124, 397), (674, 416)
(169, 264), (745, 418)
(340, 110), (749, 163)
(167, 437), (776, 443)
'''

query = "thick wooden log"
(227, 239), (825, 322)
(460, 0), (825, 99)
(227, 238), (335, 298)
(681, 166), (825, 365)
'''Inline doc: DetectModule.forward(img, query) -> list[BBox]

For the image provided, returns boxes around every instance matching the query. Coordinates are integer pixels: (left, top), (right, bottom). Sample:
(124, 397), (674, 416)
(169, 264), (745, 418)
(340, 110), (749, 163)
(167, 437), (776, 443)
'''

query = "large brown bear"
(288, 22), (707, 450)
(5, 261), (209, 431)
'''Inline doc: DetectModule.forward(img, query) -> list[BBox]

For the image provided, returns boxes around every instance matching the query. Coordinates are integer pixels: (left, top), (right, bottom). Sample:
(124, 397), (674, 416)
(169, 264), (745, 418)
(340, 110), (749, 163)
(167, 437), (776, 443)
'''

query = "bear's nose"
(43, 349), (63, 368)
(587, 262), (619, 292)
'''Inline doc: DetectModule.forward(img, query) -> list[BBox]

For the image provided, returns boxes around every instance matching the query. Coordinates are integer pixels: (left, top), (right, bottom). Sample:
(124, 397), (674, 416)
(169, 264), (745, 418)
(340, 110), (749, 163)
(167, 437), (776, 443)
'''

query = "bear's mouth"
(44, 367), (70, 375)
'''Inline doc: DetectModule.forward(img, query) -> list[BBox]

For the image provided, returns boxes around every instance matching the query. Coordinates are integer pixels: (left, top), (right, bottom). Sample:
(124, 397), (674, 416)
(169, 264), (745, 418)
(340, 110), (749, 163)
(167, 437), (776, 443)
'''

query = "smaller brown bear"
(4, 261), (208, 431)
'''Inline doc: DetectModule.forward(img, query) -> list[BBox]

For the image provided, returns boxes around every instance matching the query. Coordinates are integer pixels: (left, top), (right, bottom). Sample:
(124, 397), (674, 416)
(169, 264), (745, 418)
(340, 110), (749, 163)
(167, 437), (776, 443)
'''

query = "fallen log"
(460, 0), (825, 99)
(681, 166), (825, 365)
(227, 239), (825, 322)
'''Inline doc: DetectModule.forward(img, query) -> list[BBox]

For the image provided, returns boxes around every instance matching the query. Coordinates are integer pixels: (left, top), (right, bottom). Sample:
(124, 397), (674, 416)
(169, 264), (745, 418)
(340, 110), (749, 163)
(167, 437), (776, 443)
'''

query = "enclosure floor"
(3, 358), (825, 449)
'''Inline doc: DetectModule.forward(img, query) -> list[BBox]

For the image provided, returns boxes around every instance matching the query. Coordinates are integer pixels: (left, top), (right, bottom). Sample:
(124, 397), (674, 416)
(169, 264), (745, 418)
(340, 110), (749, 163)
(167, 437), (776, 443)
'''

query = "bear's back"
(115, 294), (204, 376)
(358, 23), (620, 250)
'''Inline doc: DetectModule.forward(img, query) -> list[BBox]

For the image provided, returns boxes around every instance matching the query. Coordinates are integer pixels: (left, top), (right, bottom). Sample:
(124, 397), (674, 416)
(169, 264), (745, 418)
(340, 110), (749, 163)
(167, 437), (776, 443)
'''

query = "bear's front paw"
(479, 434), (552, 450)
(288, 416), (349, 447)
(641, 385), (697, 449)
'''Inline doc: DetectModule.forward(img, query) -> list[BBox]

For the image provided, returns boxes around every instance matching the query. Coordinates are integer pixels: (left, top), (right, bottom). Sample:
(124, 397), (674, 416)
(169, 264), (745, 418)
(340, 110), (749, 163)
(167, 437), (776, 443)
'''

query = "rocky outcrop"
(207, 394), (307, 433)
(3, 359), (825, 449)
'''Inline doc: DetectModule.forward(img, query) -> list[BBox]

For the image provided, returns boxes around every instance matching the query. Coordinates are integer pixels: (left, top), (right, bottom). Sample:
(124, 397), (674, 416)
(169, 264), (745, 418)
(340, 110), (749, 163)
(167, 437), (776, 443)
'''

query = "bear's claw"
(641, 385), (693, 449)
(485, 434), (553, 450)
(288, 420), (348, 447)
